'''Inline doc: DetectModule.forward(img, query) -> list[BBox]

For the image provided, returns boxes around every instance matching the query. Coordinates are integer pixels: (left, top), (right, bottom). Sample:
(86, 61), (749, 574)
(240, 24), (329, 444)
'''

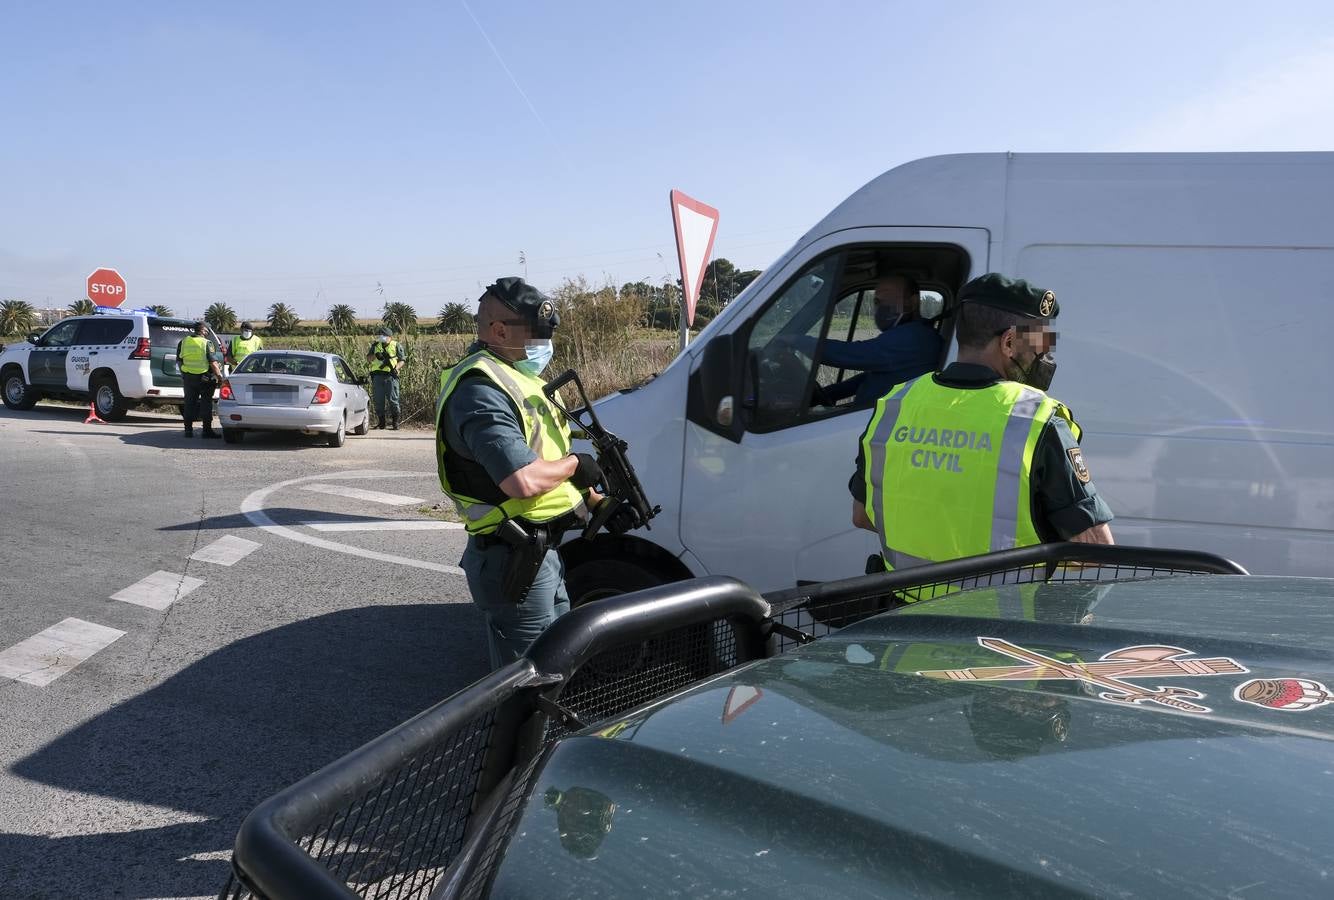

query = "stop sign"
(87, 268), (127, 307)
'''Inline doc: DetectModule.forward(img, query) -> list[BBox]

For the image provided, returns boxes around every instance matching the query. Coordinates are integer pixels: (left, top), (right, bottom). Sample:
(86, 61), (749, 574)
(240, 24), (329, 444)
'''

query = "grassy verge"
(266, 328), (679, 427)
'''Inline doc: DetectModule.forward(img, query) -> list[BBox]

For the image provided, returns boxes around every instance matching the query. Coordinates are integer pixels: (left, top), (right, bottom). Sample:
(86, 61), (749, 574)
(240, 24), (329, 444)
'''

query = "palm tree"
(327, 304), (357, 333)
(0, 300), (38, 337)
(382, 301), (417, 334)
(205, 302), (238, 333)
(68, 298), (95, 316)
(267, 302), (300, 334)
(147, 304), (174, 317)
(437, 302), (472, 334)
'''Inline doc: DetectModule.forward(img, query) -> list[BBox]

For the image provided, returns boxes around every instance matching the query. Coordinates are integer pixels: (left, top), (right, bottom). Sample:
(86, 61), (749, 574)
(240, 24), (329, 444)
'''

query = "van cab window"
(744, 256), (840, 430)
(741, 248), (956, 433)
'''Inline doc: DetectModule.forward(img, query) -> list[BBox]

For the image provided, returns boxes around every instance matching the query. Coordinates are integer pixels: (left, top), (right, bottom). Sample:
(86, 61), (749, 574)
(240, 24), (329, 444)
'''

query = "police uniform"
(852, 274), (1113, 580)
(435, 278), (590, 667)
(227, 325), (263, 368)
(176, 328), (223, 438)
(367, 329), (405, 429)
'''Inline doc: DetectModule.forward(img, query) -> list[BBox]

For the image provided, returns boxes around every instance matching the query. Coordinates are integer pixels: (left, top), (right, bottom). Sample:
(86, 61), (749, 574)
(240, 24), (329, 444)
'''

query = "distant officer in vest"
(852, 273), (1113, 577)
(436, 277), (603, 667)
(226, 321), (263, 370)
(366, 325), (405, 430)
(176, 321), (224, 439)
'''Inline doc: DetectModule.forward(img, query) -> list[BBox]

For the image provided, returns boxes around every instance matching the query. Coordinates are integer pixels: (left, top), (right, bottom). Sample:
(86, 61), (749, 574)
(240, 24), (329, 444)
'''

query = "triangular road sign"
(670, 189), (720, 327)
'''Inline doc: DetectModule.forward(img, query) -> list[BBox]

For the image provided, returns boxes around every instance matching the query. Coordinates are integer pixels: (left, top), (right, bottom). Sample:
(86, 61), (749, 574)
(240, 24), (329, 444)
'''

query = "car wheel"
(92, 376), (129, 421)
(1, 368), (40, 410)
(222, 428), (243, 444)
(351, 410), (368, 436)
(327, 416), (346, 448)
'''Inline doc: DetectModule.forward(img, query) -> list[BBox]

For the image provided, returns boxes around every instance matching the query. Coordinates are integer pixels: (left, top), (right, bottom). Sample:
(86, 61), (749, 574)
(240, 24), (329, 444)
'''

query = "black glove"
(570, 452), (604, 490)
(604, 504), (640, 536)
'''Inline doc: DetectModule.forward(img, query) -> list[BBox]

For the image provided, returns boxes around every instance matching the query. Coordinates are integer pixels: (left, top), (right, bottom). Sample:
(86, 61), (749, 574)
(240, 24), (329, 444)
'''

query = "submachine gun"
(495, 368), (661, 604)
(544, 368), (661, 540)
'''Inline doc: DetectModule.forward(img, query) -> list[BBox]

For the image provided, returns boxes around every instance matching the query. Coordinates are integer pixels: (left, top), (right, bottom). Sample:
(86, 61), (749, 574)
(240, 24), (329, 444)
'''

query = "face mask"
(874, 307), (903, 331)
(515, 340), (553, 377)
(240, 330), (252, 339)
(379, 335), (389, 344)
(1008, 350), (1057, 391)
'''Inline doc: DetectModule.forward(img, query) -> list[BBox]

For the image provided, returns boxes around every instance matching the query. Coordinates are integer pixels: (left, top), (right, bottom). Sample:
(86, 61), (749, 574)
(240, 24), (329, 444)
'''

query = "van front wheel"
(565, 558), (671, 609)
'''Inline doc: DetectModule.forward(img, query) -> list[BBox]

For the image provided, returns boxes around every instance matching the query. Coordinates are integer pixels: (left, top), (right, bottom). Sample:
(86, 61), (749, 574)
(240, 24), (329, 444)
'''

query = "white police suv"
(0, 307), (221, 421)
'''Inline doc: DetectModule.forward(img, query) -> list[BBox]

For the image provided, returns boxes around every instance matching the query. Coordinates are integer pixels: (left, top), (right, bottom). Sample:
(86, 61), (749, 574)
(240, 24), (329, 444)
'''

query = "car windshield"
(235, 353), (328, 378)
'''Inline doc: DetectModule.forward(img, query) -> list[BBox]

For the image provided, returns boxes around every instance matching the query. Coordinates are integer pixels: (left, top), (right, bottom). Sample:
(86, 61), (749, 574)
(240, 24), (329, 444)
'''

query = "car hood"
(491, 576), (1334, 898)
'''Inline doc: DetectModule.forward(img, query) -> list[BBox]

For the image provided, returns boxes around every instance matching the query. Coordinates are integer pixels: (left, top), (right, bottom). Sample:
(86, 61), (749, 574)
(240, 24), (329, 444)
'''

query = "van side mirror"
(27, 332), (41, 344)
(686, 332), (745, 443)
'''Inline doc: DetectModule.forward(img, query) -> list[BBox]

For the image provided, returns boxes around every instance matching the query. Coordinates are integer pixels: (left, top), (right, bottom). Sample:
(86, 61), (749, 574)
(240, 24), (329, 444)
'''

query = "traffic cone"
(83, 402), (106, 425)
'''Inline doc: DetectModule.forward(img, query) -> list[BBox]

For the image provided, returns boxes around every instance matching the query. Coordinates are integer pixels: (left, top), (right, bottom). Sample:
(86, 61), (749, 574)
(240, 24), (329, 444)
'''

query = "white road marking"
(299, 484), (425, 506)
(110, 570), (206, 611)
(303, 519), (464, 532)
(241, 471), (464, 575)
(189, 534), (262, 566)
(0, 619), (126, 686)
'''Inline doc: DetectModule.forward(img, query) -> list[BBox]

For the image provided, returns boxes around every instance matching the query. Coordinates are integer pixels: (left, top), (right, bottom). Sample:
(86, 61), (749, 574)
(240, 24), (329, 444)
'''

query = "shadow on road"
(2, 602), (490, 899)
(156, 508), (424, 532)
(117, 428), (344, 452)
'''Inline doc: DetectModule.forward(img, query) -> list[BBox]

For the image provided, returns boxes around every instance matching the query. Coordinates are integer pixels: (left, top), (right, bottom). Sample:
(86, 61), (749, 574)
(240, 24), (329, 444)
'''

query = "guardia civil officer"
(852, 274), (1113, 575)
(435, 277), (604, 667)
(366, 325), (405, 429)
(177, 321), (224, 439)
(226, 322), (263, 369)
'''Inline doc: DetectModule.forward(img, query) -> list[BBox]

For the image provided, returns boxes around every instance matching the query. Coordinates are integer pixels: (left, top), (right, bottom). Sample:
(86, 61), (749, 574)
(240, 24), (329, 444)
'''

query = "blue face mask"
(516, 340), (553, 377)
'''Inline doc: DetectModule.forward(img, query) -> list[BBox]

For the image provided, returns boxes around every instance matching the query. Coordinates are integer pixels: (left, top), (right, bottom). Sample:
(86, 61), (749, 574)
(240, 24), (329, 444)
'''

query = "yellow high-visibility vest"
(179, 336), (214, 375)
(435, 349), (584, 535)
(861, 375), (1081, 597)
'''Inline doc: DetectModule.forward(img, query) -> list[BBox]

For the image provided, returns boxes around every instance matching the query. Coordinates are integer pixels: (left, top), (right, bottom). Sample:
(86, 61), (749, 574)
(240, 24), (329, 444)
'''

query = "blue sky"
(3, 1), (1334, 319)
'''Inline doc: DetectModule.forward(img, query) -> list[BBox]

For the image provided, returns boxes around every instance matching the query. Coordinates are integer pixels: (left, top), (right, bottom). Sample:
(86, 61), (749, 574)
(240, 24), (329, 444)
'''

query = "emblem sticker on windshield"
(917, 638), (1249, 715)
(1234, 678), (1332, 712)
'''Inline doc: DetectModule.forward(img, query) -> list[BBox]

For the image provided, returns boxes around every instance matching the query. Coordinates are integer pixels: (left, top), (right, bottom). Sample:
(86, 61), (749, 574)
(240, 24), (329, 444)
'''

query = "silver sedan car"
(218, 351), (371, 447)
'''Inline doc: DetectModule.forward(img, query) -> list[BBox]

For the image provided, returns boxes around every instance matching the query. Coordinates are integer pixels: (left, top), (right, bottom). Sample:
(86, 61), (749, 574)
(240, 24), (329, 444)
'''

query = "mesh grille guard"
(221, 544), (1245, 900)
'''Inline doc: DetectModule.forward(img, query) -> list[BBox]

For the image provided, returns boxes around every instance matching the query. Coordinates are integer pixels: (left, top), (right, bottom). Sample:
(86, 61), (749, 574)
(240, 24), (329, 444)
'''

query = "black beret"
(486, 276), (560, 334)
(959, 273), (1058, 320)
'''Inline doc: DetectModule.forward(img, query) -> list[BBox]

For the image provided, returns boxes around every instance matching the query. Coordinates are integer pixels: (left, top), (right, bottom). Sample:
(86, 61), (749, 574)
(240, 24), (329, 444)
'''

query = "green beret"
(959, 273), (1058, 320)
(487, 276), (560, 334)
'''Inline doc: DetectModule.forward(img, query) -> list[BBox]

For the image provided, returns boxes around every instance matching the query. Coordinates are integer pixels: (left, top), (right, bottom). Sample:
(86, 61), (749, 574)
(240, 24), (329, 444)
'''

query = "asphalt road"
(0, 404), (490, 899)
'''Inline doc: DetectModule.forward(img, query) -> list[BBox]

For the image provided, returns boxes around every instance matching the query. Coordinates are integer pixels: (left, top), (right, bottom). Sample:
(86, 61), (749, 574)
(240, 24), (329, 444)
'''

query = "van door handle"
(89, 351), (98, 355)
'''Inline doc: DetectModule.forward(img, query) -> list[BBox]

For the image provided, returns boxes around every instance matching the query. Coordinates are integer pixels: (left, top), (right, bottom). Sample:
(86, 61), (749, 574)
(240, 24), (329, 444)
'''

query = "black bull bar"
(221, 544), (1246, 900)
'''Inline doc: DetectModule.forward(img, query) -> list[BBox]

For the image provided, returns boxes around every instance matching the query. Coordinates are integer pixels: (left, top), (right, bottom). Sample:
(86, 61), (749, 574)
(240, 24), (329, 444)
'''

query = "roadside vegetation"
(3, 259), (763, 425)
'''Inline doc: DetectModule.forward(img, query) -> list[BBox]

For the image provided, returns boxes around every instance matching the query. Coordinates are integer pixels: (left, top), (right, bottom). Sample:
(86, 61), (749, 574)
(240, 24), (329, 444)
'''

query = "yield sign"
(669, 189), (720, 327)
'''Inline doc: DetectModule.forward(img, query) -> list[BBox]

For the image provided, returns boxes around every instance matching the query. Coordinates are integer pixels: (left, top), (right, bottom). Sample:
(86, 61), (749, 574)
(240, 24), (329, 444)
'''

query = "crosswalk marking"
(303, 519), (464, 532)
(299, 484), (425, 506)
(0, 619), (126, 686)
(189, 535), (262, 566)
(111, 571), (206, 611)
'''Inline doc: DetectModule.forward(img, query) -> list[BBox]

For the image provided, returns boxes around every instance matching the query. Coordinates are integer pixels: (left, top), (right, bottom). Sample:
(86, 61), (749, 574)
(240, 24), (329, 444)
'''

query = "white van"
(561, 152), (1334, 600)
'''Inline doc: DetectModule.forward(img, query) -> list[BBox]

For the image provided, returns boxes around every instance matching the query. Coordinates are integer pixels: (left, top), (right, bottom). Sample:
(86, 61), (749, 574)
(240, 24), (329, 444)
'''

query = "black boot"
(375, 417), (386, 430)
(390, 415), (399, 431)
(184, 422), (194, 438)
